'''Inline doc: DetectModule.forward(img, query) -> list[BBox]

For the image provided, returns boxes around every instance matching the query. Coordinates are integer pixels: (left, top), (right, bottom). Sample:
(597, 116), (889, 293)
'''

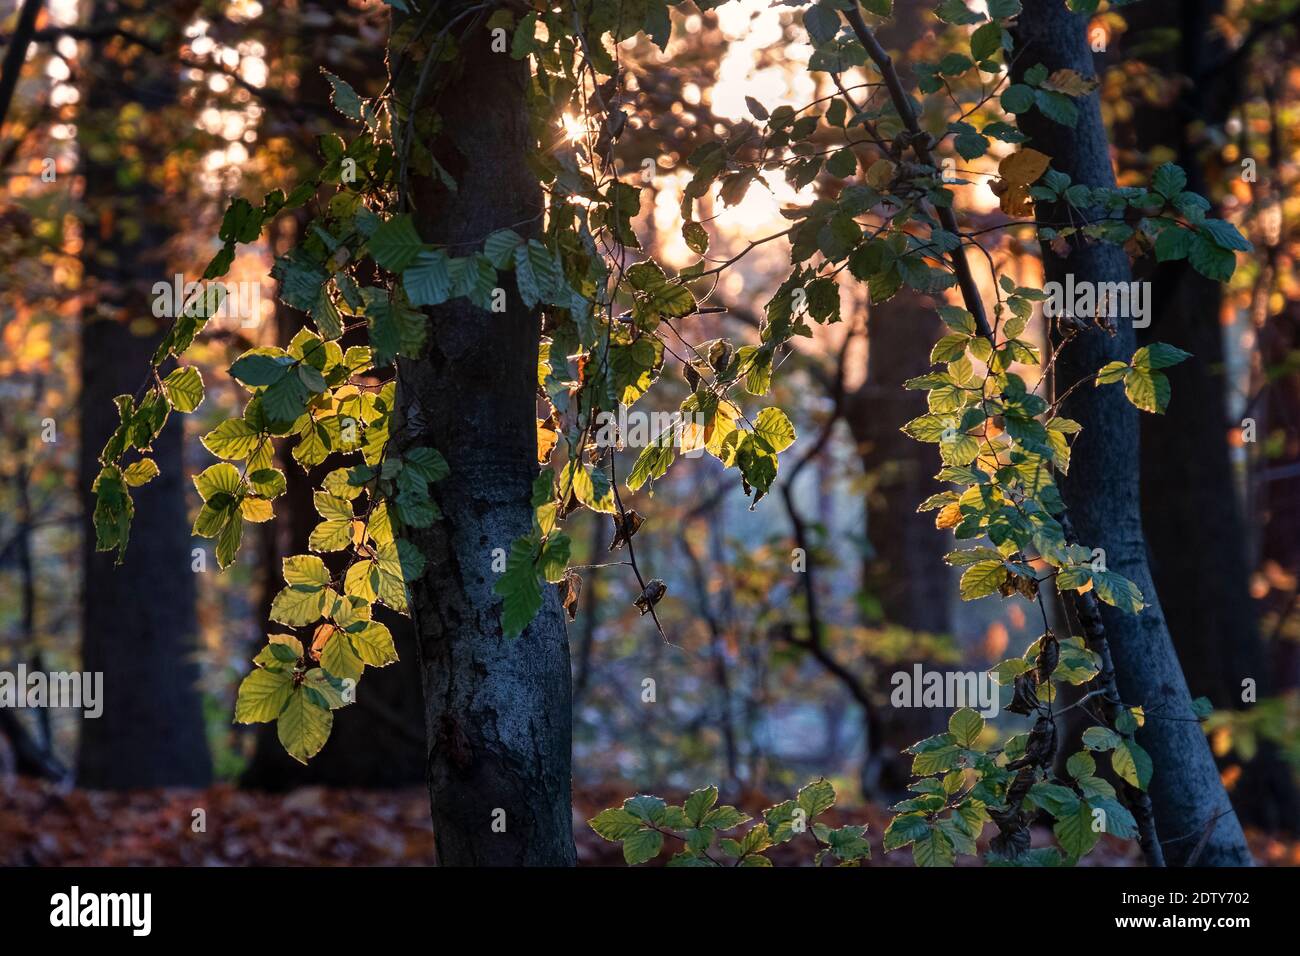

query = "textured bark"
(75, 3), (211, 789)
(1013, 0), (1251, 865)
(391, 5), (576, 865)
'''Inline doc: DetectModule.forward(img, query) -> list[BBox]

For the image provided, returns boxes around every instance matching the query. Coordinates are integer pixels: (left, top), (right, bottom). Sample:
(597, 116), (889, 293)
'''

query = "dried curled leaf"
(608, 510), (645, 551)
(634, 578), (666, 615)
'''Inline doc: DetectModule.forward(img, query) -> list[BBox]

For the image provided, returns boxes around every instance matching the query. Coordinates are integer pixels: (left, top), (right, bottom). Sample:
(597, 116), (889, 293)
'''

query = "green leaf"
(682, 220), (709, 255)
(1112, 739), (1153, 789)
(1053, 801), (1100, 859)
(797, 778), (836, 819)
(403, 250), (452, 307)
(320, 631), (364, 682)
(931, 333), (969, 363)
(1188, 233), (1236, 281)
(1123, 366), (1170, 414)
(912, 826), (956, 866)
(626, 260), (696, 318)
(230, 353), (293, 387)
(753, 407), (796, 453)
(1092, 570), (1144, 612)
(514, 240), (562, 308)
(493, 535), (542, 638)
(685, 786), (719, 826)
(622, 828), (664, 865)
(948, 707), (984, 748)
(284, 554), (330, 588)
(883, 812), (930, 851)
(1154, 225), (1191, 262)
(234, 667), (293, 723)
(971, 21), (1002, 62)
(369, 215), (426, 273)
(1034, 89), (1078, 127)
(202, 418), (262, 460)
(122, 458), (160, 487)
(701, 805), (750, 830)
(321, 69), (364, 122)
(1000, 84), (1034, 114)
(1135, 343), (1191, 369)
(1200, 218), (1251, 252)
(347, 621), (397, 667)
(1082, 726), (1121, 751)
(163, 366), (205, 413)
(959, 560), (1007, 600)
(589, 808), (643, 842)
(937, 0), (984, 24)
(277, 687), (334, 764)
(1151, 162), (1187, 199)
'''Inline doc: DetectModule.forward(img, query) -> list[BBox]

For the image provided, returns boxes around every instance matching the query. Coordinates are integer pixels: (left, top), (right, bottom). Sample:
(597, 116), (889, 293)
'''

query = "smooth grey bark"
(390, 5), (576, 865)
(1012, 0), (1251, 865)
(76, 3), (210, 789)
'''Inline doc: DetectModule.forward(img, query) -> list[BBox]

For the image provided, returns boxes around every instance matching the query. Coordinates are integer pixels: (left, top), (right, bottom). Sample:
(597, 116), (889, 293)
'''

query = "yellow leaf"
(936, 502), (963, 530)
(1042, 68), (1098, 96)
(998, 147), (1051, 187)
(866, 158), (896, 188)
(537, 419), (558, 464)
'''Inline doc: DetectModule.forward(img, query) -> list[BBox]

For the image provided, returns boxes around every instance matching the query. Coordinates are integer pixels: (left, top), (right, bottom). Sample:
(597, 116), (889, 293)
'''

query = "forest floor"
(1, 776), (1296, 866)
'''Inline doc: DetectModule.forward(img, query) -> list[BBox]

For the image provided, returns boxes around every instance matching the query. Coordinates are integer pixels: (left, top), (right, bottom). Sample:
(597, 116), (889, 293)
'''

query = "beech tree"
(89, 0), (1260, 866)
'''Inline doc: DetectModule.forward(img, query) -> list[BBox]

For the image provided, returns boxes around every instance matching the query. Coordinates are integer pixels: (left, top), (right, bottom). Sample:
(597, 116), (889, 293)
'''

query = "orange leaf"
(998, 147), (1051, 187)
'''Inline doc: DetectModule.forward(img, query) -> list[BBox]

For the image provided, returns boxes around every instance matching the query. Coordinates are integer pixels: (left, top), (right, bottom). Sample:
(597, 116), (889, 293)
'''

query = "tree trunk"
(845, 293), (952, 792)
(1117, 0), (1300, 833)
(1012, 0), (1252, 865)
(391, 5), (576, 865)
(75, 5), (210, 789)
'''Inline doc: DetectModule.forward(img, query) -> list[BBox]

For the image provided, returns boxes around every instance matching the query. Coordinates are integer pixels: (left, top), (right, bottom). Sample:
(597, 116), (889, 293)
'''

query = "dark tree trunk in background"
(849, 296), (951, 633)
(1013, 0), (1251, 865)
(1118, 0), (1299, 832)
(76, 7), (210, 788)
(391, 4), (576, 865)
(845, 294), (952, 792)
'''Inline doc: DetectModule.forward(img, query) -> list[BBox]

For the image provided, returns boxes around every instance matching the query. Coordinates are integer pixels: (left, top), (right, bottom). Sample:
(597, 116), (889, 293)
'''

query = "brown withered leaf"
(1000, 571), (1038, 600)
(1008, 715), (1058, 770)
(1006, 767), (1036, 808)
(1035, 630), (1060, 683)
(991, 825), (1031, 859)
(559, 570), (582, 622)
(310, 623), (335, 662)
(634, 578), (667, 615)
(1006, 670), (1040, 716)
(608, 510), (645, 551)
(999, 181), (1035, 217)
